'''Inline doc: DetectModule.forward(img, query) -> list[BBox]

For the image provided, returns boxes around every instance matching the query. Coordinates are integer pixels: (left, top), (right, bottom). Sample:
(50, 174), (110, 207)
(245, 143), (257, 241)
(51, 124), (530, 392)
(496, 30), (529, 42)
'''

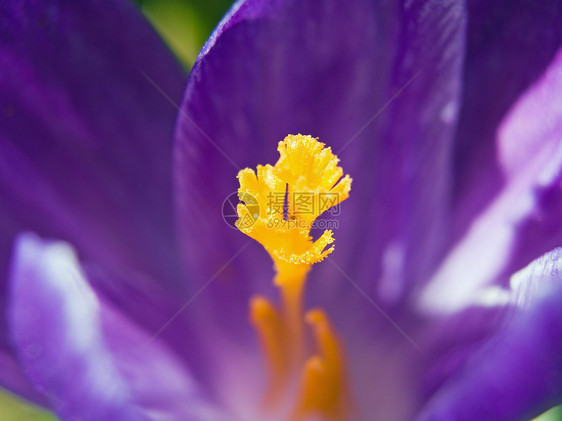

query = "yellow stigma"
(236, 134), (353, 420)
(236, 134), (351, 269)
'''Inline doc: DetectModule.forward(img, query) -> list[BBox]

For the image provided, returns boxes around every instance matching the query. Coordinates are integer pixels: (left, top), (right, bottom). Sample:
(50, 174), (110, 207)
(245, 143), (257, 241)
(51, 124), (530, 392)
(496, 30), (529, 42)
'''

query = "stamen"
(235, 135), (352, 419)
(249, 296), (289, 404)
(250, 296), (288, 379)
(294, 310), (351, 420)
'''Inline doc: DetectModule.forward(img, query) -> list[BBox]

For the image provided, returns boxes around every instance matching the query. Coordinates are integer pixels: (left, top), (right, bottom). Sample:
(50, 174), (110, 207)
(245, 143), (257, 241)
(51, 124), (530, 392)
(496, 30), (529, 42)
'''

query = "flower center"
(236, 134), (353, 420)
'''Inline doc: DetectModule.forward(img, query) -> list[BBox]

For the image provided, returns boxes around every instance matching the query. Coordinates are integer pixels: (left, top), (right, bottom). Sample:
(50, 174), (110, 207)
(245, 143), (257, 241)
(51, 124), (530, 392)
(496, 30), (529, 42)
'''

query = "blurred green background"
(1, 0), (561, 419)
(134, 0), (235, 68)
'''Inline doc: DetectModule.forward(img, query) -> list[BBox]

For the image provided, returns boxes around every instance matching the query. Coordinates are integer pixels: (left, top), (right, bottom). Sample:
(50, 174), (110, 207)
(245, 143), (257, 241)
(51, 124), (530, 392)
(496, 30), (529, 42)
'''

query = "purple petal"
(420, 47), (562, 313)
(0, 351), (46, 406)
(510, 248), (562, 308)
(8, 234), (223, 420)
(417, 249), (562, 421)
(81, 261), (215, 392)
(174, 0), (467, 346)
(453, 1), (562, 227)
(0, 0), (185, 291)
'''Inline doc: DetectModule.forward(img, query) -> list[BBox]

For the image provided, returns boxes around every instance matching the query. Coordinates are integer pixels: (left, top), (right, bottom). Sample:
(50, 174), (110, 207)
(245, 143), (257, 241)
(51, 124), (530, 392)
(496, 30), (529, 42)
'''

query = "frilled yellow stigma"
(236, 134), (351, 269)
(236, 134), (353, 421)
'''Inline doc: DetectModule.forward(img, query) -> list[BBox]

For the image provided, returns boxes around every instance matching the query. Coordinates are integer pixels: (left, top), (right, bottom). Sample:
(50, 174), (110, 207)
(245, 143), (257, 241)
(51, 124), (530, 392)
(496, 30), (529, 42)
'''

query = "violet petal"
(8, 234), (223, 421)
(453, 0), (562, 229)
(417, 249), (562, 421)
(420, 47), (562, 313)
(174, 0), (467, 347)
(0, 351), (46, 406)
(0, 0), (185, 290)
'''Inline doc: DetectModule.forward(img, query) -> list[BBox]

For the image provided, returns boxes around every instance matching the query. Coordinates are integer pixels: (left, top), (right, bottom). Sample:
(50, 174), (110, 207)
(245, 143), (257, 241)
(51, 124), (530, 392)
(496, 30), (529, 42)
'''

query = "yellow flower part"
(276, 135), (352, 223)
(236, 134), (351, 273)
(235, 134), (353, 421)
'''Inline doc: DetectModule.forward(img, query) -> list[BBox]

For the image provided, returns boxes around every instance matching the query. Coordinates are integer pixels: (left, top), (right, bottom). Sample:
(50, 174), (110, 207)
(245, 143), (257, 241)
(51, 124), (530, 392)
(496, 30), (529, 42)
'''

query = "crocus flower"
(1, 0), (562, 420)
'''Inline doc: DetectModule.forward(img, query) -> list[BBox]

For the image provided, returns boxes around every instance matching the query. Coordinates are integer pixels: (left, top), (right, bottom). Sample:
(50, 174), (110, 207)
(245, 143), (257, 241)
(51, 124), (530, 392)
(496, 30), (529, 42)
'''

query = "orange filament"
(250, 297), (288, 381)
(250, 296), (290, 405)
(294, 310), (351, 420)
(249, 271), (309, 406)
(238, 135), (353, 420)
